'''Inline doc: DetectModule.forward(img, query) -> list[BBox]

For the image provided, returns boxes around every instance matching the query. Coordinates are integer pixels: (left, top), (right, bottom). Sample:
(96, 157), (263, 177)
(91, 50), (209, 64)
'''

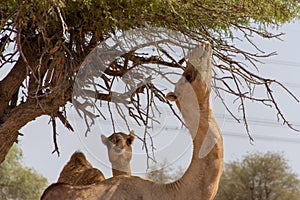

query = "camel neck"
(158, 107), (223, 200)
(111, 164), (131, 176)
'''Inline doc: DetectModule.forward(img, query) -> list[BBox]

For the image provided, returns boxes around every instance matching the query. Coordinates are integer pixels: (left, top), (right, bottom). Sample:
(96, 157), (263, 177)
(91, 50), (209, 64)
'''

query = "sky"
(13, 20), (300, 184)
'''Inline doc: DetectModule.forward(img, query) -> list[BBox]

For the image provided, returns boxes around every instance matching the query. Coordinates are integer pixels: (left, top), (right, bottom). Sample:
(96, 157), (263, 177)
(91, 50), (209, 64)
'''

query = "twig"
(230, 65), (254, 142)
(265, 82), (298, 131)
(51, 116), (60, 156)
(56, 111), (74, 131)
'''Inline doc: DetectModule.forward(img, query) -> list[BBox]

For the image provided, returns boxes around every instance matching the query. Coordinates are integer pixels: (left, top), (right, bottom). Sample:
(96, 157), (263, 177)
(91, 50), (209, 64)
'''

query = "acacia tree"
(215, 152), (300, 200)
(0, 0), (300, 163)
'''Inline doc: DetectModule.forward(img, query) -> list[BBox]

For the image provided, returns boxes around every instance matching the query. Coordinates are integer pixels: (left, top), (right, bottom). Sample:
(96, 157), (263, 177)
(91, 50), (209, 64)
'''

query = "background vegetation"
(215, 152), (300, 200)
(0, 145), (48, 200)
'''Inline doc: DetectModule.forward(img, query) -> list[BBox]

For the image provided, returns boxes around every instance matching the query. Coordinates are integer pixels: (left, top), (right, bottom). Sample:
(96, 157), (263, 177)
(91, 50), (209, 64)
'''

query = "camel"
(57, 131), (135, 186)
(41, 42), (224, 200)
(57, 151), (105, 186)
(101, 131), (135, 176)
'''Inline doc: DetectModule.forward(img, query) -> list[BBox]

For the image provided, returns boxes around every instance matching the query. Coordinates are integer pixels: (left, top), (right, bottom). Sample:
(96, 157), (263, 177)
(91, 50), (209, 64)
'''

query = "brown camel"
(101, 131), (135, 176)
(57, 151), (105, 186)
(57, 131), (135, 185)
(41, 42), (224, 200)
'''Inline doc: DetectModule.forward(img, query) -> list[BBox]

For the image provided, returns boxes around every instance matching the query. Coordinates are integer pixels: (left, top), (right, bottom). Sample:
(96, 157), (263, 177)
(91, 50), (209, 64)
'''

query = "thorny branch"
(143, 88), (156, 168)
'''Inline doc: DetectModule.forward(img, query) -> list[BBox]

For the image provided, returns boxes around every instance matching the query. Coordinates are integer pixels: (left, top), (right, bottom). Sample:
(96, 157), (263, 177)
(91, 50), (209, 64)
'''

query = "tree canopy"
(0, 0), (300, 163)
(215, 152), (300, 200)
(0, 145), (48, 200)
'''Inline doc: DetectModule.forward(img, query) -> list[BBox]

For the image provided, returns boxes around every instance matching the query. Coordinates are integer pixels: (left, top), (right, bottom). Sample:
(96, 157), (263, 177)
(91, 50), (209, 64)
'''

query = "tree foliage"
(215, 152), (300, 200)
(0, 0), (300, 163)
(0, 145), (48, 200)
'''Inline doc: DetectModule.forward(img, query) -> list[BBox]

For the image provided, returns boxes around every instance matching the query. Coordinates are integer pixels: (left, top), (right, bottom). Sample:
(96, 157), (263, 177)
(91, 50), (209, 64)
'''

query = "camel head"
(166, 42), (212, 108)
(57, 151), (105, 185)
(166, 43), (213, 137)
(101, 130), (135, 176)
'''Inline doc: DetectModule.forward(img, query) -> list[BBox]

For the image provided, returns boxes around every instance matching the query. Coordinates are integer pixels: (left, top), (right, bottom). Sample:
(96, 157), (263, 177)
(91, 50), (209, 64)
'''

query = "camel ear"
(101, 135), (108, 146)
(127, 130), (135, 145)
(166, 92), (177, 101)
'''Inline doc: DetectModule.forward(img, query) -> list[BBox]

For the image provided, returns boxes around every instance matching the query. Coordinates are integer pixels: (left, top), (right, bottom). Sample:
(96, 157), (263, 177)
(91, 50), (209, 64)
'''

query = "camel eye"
(110, 137), (117, 144)
(126, 138), (132, 145)
(184, 71), (195, 83)
(183, 66), (197, 83)
(185, 74), (192, 82)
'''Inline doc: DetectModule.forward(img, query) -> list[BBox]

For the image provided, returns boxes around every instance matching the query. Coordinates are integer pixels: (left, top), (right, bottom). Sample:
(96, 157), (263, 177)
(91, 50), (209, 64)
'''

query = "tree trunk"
(0, 83), (72, 163)
(0, 102), (43, 163)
